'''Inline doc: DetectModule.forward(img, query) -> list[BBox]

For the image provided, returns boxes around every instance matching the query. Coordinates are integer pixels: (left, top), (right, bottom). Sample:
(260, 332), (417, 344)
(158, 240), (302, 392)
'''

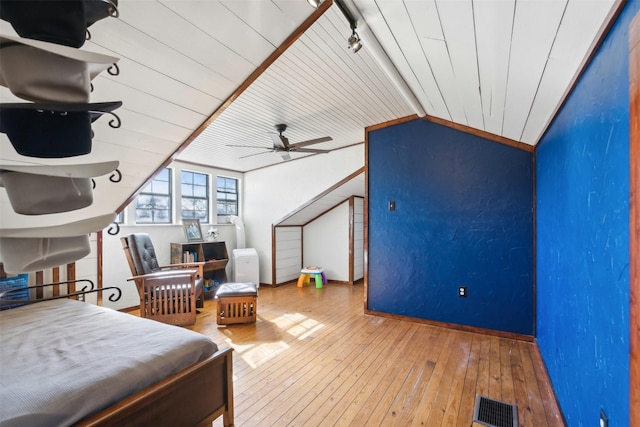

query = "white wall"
(303, 201), (349, 281)
(243, 144), (364, 285)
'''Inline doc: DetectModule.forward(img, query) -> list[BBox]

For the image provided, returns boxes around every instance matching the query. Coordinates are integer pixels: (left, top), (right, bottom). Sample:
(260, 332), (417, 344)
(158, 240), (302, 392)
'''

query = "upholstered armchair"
(121, 233), (204, 326)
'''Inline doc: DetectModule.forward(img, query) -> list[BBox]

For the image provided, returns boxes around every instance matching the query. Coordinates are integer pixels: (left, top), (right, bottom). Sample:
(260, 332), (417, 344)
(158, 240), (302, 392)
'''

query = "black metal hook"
(109, 168), (122, 183)
(107, 222), (120, 236)
(107, 111), (121, 129)
(108, 63), (120, 76)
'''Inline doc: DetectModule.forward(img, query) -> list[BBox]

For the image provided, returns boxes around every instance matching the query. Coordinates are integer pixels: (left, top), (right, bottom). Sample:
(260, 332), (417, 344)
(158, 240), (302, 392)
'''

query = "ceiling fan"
(227, 124), (333, 161)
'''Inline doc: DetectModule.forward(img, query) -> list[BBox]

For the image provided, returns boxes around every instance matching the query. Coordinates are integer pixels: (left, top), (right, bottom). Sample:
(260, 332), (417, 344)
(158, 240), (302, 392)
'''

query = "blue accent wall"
(368, 119), (534, 335)
(535, 1), (637, 425)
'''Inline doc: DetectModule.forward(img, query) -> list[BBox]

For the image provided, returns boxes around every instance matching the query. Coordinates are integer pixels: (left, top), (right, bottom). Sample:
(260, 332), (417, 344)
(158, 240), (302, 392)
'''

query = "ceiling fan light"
(307, 0), (321, 8)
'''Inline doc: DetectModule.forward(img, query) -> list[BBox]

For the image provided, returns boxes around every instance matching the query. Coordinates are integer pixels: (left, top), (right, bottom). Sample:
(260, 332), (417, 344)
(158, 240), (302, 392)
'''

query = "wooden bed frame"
(0, 263), (235, 427)
(79, 346), (234, 427)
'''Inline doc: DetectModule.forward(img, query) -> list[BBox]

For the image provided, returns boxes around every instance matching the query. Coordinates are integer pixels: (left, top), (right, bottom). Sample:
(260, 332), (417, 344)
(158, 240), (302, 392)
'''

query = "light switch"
(388, 200), (395, 211)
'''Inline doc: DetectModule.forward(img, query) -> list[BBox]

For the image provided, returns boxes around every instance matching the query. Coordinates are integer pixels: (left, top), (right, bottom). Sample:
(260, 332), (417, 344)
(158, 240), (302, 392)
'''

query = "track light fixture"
(347, 29), (362, 53)
(334, 0), (363, 53)
(307, 0), (321, 8)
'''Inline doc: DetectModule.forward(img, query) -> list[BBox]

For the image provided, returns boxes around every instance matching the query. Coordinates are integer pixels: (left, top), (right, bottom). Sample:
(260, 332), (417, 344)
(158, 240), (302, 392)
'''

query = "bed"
(0, 281), (234, 427)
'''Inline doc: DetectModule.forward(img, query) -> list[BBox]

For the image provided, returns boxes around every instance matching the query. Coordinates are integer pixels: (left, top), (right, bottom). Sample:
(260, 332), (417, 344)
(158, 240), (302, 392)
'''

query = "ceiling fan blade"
(226, 144), (271, 149)
(292, 148), (330, 154)
(289, 136), (332, 148)
(240, 151), (271, 159)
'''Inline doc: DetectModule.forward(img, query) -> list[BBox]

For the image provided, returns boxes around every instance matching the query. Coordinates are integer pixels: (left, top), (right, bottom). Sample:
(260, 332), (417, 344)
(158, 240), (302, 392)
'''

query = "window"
(114, 211), (124, 224)
(135, 168), (172, 223)
(181, 171), (209, 222)
(217, 176), (238, 221)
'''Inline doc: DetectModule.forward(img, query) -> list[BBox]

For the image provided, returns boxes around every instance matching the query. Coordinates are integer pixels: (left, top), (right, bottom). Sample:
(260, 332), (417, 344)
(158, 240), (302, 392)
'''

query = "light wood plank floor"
(187, 283), (564, 427)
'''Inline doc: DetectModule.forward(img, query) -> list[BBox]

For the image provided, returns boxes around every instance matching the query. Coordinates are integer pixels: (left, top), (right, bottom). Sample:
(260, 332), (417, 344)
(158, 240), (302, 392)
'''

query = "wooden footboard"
(78, 346), (234, 427)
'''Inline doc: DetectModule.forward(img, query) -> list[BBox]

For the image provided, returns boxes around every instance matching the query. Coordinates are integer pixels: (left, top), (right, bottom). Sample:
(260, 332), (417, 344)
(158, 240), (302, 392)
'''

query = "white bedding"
(0, 299), (217, 426)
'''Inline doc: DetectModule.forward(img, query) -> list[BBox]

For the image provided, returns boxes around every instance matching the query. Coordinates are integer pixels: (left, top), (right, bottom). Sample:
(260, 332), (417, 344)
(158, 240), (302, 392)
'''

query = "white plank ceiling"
(276, 170), (365, 226)
(0, 0), (620, 230)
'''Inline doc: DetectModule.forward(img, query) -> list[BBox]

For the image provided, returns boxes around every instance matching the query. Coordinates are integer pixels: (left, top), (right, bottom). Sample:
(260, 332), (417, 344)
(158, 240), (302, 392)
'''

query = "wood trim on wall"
(423, 115), (533, 152)
(364, 114), (532, 152)
(301, 199), (351, 227)
(271, 225), (277, 287)
(301, 231), (305, 270)
(97, 230), (103, 305)
(365, 115), (419, 133)
(35, 271), (44, 299)
(116, 0), (334, 214)
(532, 151), (538, 337)
(349, 196), (355, 285)
(364, 308), (535, 343)
(629, 10), (639, 427)
(363, 129), (369, 311)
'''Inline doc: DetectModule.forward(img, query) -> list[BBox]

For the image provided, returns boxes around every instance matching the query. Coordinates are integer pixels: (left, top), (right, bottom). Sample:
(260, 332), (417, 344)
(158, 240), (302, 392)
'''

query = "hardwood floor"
(187, 283), (564, 427)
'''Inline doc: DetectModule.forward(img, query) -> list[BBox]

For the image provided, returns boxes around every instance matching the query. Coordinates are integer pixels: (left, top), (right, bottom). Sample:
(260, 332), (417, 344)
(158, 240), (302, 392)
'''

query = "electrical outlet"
(458, 286), (467, 298)
(600, 409), (608, 427)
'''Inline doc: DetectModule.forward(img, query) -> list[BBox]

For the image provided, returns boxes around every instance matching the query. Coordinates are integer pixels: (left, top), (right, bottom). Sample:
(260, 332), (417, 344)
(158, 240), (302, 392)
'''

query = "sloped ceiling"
(0, 0), (621, 230)
(354, 0), (620, 144)
(276, 169), (365, 227)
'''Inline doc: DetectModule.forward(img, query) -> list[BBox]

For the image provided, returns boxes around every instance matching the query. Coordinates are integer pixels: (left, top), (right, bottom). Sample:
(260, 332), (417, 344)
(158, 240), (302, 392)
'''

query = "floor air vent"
(473, 395), (518, 427)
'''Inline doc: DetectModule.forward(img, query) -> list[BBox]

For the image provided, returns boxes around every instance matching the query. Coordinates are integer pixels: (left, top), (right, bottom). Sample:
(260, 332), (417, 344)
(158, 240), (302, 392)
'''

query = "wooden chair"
(121, 233), (204, 326)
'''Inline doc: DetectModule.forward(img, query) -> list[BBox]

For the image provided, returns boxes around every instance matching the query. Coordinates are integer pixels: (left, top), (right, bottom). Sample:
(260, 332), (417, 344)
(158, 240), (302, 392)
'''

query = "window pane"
(157, 168), (169, 181)
(194, 173), (206, 186)
(181, 198), (194, 210)
(154, 209), (170, 223)
(216, 176), (238, 218)
(136, 209), (152, 223)
(182, 183), (193, 197)
(135, 169), (172, 224)
(194, 185), (207, 198)
(152, 180), (169, 195)
(136, 194), (152, 208)
(181, 171), (193, 185)
(181, 171), (209, 223)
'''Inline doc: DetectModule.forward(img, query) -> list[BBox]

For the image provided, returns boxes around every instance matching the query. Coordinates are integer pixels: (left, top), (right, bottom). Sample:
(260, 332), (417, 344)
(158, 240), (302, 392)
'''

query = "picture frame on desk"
(182, 219), (203, 242)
